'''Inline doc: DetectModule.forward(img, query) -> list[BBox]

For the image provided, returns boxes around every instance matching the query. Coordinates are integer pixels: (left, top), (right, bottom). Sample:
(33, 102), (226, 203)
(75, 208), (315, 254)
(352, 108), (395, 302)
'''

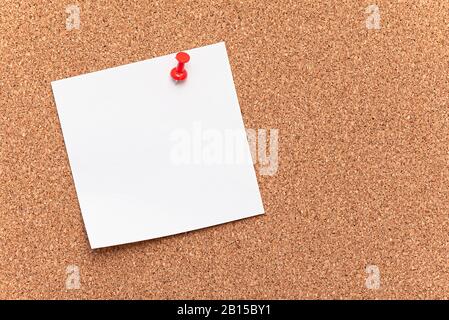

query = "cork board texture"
(0, 0), (448, 299)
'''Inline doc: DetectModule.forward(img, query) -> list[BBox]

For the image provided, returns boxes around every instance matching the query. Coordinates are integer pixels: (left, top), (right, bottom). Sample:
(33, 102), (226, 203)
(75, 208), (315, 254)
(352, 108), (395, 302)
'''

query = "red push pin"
(171, 52), (190, 81)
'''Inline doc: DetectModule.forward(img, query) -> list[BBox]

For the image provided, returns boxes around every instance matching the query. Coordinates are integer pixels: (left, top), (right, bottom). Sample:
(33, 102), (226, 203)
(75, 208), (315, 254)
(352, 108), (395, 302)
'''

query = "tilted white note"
(51, 42), (264, 249)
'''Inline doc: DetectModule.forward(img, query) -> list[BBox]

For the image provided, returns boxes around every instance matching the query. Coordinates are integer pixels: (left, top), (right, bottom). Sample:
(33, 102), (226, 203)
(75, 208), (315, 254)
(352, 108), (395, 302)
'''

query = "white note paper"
(51, 42), (264, 249)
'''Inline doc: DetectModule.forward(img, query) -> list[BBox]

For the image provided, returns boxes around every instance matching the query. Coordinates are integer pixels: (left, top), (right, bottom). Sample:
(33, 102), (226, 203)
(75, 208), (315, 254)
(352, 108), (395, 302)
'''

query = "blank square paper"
(51, 42), (264, 249)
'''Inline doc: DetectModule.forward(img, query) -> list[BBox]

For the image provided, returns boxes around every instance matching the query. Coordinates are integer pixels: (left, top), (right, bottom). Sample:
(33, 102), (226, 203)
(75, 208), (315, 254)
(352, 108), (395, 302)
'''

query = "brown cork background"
(0, 0), (448, 299)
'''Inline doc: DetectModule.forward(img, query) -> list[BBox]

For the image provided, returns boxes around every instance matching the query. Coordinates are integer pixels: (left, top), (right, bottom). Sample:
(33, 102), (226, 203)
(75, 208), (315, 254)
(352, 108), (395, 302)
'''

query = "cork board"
(0, 0), (448, 299)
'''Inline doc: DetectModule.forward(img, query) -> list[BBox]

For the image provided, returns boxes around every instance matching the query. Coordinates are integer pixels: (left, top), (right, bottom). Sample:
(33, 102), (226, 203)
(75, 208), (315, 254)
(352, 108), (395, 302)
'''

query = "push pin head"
(171, 52), (190, 81)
